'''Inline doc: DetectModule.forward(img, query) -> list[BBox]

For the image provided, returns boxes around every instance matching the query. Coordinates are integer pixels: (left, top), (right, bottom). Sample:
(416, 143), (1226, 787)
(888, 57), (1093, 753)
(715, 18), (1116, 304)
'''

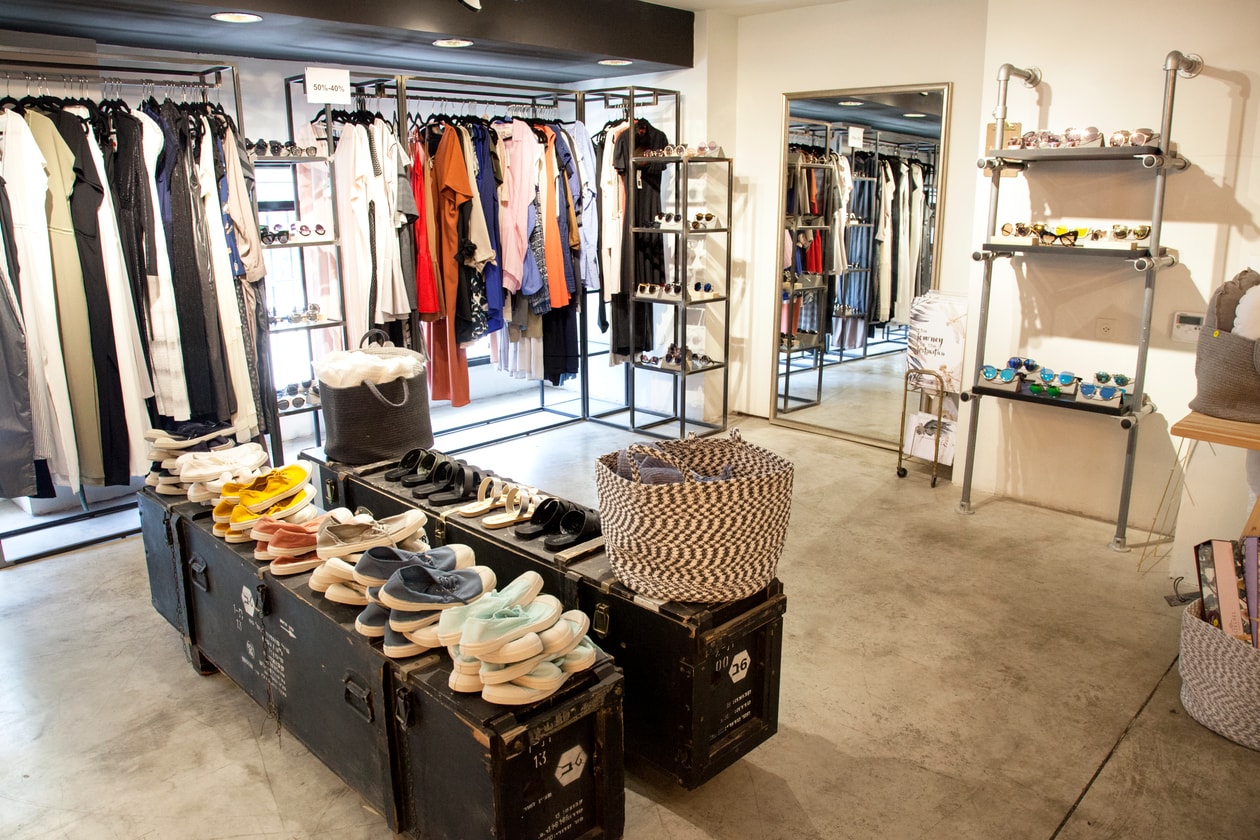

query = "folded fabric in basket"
(313, 350), (425, 389)
(614, 446), (733, 485)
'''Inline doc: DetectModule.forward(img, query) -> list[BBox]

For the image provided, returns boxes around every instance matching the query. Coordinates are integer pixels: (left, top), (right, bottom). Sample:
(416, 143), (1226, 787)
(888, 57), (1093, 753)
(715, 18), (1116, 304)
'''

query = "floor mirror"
(771, 83), (951, 449)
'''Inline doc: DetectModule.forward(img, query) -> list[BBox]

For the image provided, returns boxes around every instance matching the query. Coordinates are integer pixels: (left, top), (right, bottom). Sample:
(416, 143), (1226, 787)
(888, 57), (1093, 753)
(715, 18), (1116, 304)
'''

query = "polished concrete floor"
(3, 417), (1259, 839)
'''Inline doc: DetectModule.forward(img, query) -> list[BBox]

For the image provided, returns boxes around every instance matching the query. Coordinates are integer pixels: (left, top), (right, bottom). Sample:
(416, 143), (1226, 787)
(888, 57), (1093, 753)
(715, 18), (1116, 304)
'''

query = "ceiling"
(0, 0), (697, 84)
(789, 87), (946, 141)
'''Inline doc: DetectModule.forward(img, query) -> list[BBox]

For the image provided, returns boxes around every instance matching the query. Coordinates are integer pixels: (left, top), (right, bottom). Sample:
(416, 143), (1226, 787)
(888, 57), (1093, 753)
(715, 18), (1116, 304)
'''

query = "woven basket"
(1179, 599), (1260, 751)
(319, 331), (433, 466)
(594, 430), (794, 603)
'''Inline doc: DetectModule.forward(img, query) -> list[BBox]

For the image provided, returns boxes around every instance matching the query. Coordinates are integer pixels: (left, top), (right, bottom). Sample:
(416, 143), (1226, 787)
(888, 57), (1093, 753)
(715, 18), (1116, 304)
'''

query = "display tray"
(985, 144), (1163, 162)
(980, 242), (1161, 259)
(972, 382), (1131, 416)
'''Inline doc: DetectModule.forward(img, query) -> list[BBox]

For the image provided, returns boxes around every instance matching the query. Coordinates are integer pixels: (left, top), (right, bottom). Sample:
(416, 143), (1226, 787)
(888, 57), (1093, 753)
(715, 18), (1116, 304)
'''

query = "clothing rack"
(0, 47), (245, 561)
(281, 72), (591, 454)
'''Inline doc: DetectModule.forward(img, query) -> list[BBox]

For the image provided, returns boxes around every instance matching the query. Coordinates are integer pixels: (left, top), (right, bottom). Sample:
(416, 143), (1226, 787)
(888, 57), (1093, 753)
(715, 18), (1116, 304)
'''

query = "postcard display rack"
(956, 52), (1203, 550)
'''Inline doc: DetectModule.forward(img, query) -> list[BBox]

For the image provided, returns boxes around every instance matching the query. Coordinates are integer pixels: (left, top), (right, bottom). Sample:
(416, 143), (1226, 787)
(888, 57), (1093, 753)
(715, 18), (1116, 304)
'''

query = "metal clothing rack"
(582, 85), (728, 439)
(0, 47), (245, 563)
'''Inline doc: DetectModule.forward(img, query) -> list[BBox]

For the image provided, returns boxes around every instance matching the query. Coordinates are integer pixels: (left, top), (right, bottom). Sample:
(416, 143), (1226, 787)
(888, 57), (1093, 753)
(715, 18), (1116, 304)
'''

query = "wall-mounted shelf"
(955, 51), (1204, 551)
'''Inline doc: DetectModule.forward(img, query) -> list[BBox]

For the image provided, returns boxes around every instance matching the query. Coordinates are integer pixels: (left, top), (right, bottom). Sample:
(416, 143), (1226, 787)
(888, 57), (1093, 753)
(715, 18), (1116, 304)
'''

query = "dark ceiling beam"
(175, 0), (693, 66)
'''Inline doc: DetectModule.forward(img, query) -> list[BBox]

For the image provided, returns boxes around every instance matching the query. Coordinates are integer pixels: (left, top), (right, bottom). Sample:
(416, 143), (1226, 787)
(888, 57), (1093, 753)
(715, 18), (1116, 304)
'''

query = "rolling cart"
(896, 369), (947, 487)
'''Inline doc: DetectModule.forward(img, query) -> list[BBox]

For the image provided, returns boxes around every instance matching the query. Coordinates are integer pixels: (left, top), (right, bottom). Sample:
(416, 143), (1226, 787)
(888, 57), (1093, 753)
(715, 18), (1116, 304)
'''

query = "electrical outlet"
(1096, 318), (1117, 339)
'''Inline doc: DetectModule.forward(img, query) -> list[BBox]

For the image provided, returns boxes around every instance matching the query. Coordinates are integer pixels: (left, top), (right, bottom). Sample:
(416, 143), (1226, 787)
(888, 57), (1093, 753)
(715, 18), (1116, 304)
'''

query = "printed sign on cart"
(908, 291), (968, 395)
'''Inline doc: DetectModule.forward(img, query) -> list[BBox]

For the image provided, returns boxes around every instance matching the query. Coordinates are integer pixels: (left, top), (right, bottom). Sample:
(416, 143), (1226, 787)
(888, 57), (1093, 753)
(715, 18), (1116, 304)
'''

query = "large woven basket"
(1179, 599), (1260, 751)
(594, 430), (794, 603)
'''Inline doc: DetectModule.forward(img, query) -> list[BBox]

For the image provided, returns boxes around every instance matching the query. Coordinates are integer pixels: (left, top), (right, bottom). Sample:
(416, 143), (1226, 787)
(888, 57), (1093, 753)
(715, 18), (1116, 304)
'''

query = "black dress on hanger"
(610, 117), (668, 356)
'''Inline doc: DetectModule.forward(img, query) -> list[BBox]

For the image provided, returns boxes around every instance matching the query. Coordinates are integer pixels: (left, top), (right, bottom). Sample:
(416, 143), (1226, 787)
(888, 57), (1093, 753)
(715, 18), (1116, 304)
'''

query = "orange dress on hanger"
(425, 126), (473, 407)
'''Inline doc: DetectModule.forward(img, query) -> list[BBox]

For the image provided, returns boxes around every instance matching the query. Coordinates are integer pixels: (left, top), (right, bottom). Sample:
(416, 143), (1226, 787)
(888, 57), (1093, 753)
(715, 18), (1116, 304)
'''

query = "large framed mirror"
(770, 83), (951, 448)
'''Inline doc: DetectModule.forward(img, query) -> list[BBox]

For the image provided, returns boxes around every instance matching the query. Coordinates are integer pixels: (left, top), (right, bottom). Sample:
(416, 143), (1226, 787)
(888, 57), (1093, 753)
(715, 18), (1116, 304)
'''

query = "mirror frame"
(768, 82), (953, 449)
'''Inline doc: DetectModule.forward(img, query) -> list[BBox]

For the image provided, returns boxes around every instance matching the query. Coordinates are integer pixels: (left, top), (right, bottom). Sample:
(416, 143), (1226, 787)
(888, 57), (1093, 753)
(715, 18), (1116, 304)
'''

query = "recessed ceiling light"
(903, 113), (928, 118)
(838, 100), (864, 107)
(434, 38), (474, 48)
(211, 12), (262, 23)
(598, 59), (633, 67)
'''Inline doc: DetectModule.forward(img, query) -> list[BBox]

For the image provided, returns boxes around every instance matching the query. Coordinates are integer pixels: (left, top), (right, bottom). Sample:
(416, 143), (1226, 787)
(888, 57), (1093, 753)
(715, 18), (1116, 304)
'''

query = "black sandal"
(428, 465), (485, 506)
(383, 448), (425, 482)
(401, 451), (447, 488)
(513, 497), (573, 540)
(411, 459), (463, 499)
(543, 507), (601, 551)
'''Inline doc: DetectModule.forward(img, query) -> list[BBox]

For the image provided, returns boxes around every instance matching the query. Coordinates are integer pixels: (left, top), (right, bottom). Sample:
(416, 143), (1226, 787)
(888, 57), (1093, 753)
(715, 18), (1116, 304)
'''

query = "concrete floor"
(2, 417), (1258, 839)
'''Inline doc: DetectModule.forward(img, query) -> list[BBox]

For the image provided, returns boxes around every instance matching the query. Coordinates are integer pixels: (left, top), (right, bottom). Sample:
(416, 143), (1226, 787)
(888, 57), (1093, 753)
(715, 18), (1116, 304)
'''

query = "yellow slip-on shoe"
(238, 462), (313, 513)
(230, 484), (315, 531)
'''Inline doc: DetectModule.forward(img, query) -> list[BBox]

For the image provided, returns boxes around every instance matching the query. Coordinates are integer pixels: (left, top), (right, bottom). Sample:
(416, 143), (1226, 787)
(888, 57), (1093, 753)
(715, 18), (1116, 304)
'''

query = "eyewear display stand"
(625, 151), (733, 439)
(258, 90), (350, 465)
(956, 51), (1204, 550)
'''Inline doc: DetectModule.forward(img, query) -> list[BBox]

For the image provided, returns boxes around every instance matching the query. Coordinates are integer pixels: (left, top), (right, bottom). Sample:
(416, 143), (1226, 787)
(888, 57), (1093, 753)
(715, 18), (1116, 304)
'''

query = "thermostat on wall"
(1172, 311), (1204, 344)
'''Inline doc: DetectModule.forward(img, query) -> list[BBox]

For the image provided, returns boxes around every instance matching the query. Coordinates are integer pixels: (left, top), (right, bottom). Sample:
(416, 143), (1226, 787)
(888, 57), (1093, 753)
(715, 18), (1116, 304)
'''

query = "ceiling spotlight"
(434, 38), (475, 48)
(210, 12), (262, 23)
(459, 0), (482, 9)
(903, 113), (927, 118)
(838, 100), (864, 107)
(598, 59), (633, 67)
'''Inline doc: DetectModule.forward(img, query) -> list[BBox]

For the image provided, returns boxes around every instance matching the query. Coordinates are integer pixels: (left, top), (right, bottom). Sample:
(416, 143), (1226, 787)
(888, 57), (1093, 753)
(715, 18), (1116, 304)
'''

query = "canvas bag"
(318, 331), (433, 465)
(1189, 268), (1260, 423)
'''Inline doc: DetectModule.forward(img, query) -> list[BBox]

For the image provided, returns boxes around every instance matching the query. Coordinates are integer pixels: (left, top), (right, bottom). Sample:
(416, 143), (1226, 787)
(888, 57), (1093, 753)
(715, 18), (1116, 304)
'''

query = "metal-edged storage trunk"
(567, 555), (786, 789)
(139, 493), (626, 838)
(392, 655), (625, 840)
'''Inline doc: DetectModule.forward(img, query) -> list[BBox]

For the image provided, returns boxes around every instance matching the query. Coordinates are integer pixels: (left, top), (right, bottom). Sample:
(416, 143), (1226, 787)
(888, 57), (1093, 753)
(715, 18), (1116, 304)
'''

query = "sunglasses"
(638, 353), (661, 366)
(1007, 357), (1039, 373)
(1063, 126), (1104, 148)
(655, 213), (681, 226)
(296, 223), (328, 237)
(1078, 383), (1121, 400)
(981, 365), (1018, 383)
(1028, 381), (1061, 397)
(260, 225), (290, 245)
(1038, 227), (1079, 246)
(1094, 372), (1132, 387)
(693, 281), (713, 294)
(1111, 225), (1151, 240)
(1109, 128), (1158, 148)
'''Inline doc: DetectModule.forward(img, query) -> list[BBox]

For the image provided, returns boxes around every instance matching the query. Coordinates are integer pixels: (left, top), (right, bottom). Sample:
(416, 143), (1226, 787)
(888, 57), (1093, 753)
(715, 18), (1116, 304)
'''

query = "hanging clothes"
(609, 118), (666, 357)
(427, 125), (473, 407)
(0, 108), (80, 490)
(0, 174), (37, 498)
(25, 109), (105, 484)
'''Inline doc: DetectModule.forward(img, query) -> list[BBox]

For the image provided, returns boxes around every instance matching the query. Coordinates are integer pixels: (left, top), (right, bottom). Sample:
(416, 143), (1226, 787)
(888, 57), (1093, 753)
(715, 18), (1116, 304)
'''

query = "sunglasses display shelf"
(624, 153), (733, 439)
(956, 52), (1203, 551)
(254, 106), (348, 465)
(300, 446), (787, 790)
(137, 486), (628, 840)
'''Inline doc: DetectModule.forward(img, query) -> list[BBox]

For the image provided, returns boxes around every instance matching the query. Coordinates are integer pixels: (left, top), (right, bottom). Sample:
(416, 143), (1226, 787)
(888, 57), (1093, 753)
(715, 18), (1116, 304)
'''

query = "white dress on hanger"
(0, 109), (79, 489)
(334, 123), (373, 341)
(196, 117), (257, 442)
